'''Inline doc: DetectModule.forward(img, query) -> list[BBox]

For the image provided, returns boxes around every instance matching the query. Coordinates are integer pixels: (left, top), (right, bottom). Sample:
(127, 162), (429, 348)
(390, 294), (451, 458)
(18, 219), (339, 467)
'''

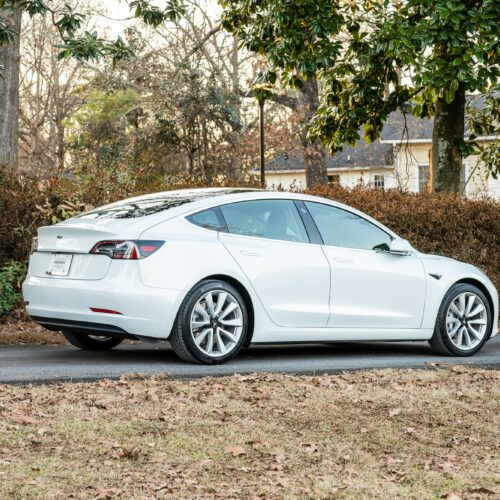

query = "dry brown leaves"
(0, 368), (498, 499)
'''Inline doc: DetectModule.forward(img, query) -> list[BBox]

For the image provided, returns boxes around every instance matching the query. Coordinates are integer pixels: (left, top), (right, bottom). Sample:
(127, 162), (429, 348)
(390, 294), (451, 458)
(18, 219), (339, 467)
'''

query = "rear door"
(218, 199), (330, 328)
(304, 201), (426, 329)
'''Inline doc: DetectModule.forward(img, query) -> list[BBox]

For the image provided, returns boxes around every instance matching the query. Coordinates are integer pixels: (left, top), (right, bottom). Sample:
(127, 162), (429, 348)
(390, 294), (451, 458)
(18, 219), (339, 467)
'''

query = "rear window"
(78, 189), (254, 220)
(186, 208), (226, 231)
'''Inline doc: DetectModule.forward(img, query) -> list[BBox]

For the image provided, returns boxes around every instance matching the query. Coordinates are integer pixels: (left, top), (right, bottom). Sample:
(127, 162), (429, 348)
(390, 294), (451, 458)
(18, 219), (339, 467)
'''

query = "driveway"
(0, 336), (499, 384)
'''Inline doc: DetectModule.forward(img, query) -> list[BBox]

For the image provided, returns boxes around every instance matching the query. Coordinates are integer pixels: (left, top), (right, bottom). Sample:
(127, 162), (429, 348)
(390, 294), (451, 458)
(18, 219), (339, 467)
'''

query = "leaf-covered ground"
(0, 319), (64, 345)
(0, 368), (499, 499)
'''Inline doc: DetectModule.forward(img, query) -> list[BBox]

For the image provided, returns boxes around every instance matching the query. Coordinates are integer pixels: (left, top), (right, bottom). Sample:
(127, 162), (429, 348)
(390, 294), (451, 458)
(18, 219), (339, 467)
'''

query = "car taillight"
(89, 240), (164, 260)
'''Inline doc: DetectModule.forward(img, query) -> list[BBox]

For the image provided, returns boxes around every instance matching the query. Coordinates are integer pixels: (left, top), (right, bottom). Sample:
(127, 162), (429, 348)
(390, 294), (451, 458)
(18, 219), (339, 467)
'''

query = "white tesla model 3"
(23, 188), (498, 364)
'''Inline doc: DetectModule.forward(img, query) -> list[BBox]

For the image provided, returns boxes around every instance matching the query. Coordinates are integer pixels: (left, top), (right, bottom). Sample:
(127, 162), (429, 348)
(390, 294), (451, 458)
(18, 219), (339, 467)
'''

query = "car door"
(304, 201), (426, 329)
(218, 199), (330, 328)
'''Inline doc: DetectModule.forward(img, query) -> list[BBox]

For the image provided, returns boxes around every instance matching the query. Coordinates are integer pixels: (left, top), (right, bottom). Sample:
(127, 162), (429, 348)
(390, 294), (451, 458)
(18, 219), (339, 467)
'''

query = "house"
(258, 105), (499, 199)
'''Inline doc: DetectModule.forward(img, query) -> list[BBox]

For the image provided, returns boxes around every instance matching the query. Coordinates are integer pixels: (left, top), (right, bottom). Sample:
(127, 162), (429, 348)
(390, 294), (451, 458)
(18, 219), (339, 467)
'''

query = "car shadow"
(60, 340), (437, 365)
(47, 337), (498, 367)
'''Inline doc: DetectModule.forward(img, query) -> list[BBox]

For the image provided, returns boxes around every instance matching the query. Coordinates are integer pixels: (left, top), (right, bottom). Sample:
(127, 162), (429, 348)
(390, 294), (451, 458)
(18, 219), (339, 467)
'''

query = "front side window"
(305, 202), (392, 251)
(187, 208), (226, 231)
(219, 200), (309, 243)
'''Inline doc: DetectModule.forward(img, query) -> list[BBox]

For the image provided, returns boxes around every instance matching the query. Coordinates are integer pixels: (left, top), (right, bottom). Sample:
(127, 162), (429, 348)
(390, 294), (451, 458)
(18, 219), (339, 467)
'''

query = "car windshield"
(77, 189), (255, 219)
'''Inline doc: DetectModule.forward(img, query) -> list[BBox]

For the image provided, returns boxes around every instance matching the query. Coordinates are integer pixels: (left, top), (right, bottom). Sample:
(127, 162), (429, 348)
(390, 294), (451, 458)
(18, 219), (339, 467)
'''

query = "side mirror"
(390, 238), (413, 256)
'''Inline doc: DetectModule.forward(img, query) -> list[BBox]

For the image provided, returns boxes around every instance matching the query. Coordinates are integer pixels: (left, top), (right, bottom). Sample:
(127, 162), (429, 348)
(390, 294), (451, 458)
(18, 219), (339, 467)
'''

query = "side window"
(219, 200), (309, 243)
(186, 208), (226, 231)
(305, 202), (392, 251)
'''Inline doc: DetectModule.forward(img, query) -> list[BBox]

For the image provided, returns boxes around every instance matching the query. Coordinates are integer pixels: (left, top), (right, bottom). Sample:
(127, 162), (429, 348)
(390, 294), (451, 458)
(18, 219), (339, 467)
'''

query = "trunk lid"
(31, 220), (143, 280)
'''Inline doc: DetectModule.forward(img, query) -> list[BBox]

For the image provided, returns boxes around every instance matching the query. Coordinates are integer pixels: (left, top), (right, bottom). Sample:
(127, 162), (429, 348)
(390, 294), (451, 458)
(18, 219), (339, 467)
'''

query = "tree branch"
(239, 88), (299, 110)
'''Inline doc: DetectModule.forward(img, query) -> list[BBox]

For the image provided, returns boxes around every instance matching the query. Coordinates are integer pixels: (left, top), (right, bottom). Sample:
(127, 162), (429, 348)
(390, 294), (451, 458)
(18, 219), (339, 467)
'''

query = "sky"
(89, 0), (222, 37)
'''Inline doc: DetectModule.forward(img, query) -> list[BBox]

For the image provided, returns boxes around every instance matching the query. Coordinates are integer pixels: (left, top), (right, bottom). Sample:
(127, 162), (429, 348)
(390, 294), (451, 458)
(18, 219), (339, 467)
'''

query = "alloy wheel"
(190, 289), (244, 358)
(446, 292), (488, 351)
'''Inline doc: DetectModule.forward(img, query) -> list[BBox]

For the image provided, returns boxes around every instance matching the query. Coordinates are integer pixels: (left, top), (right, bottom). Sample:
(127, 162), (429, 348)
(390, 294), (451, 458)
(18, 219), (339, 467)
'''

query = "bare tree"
(18, 13), (87, 172)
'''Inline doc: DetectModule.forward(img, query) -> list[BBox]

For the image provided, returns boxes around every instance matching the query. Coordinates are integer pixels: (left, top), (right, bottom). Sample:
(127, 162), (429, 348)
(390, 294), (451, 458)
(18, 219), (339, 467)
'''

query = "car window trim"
(216, 198), (311, 244)
(302, 200), (394, 252)
(293, 200), (323, 245)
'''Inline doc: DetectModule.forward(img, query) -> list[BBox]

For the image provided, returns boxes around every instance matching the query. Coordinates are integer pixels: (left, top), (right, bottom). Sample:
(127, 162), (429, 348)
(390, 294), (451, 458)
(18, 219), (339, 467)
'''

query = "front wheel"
(170, 280), (248, 364)
(62, 331), (123, 351)
(429, 283), (491, 356)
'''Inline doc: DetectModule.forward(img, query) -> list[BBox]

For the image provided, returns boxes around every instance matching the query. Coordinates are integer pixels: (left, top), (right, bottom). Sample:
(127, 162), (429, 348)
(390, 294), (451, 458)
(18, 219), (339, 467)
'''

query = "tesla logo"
(57, 235), (63, 239)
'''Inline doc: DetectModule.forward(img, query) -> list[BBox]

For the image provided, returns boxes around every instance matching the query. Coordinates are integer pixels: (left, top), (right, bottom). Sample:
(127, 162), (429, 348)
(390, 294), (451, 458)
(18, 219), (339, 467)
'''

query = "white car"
(23, 188), (498, 364)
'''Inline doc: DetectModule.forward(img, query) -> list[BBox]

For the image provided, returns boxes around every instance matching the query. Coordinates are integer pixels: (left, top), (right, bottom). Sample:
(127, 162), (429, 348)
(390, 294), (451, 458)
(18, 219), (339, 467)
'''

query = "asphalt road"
(0, 336), (499, 384)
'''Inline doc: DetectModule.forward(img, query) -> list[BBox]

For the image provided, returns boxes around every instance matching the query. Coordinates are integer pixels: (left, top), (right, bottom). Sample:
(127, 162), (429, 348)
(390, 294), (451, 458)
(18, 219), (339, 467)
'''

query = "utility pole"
(258, 97), (265, 188)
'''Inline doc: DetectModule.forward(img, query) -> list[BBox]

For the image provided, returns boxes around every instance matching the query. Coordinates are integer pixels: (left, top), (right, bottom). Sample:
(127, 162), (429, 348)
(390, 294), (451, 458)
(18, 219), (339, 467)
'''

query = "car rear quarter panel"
(138, 217), (262, 297)
(139, 217), (279, 342)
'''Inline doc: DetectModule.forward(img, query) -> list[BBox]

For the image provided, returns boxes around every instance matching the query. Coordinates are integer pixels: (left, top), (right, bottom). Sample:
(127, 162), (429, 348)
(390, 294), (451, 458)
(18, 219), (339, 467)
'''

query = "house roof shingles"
(265, 95), (490, 172)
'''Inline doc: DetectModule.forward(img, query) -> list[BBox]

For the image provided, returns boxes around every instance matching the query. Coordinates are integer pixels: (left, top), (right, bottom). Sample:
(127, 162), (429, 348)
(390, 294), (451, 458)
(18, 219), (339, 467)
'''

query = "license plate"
(47, 253), (73, 276)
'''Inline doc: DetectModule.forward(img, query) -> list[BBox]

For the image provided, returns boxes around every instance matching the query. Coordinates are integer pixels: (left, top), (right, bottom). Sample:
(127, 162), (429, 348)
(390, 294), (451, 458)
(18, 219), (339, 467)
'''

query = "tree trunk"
(297, 78), (327, 188)
(0, 8), (22, 169)
(430, 83), (466, 192)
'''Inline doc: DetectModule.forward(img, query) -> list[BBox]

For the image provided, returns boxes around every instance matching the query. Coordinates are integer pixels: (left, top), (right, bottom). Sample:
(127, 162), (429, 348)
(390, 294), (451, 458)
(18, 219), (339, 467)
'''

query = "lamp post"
(258, 96), (265, 188)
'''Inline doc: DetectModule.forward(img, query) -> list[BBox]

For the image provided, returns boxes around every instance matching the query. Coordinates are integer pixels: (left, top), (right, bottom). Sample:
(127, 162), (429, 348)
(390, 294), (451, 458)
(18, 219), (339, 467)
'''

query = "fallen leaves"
(302, 442), (319, 454)
(0, 367), (498, 498)
(224, 445), (246, 457)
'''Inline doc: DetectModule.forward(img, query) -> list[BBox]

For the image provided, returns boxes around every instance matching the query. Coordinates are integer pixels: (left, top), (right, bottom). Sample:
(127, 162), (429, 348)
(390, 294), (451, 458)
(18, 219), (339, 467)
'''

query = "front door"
(304, 201), (426, 329)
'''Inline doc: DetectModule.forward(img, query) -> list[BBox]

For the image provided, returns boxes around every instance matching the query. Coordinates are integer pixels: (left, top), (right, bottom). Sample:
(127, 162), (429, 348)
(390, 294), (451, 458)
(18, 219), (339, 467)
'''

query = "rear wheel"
(170, 280), (248, 364)
(429, 283), (491, 356)
(62, 332), (123, 351)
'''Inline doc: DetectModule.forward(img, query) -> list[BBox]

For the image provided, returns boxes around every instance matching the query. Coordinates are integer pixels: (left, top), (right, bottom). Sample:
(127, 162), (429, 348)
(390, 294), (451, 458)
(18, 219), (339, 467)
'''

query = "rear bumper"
(30, 316), (133, 338)
(22, 263), (184, 339)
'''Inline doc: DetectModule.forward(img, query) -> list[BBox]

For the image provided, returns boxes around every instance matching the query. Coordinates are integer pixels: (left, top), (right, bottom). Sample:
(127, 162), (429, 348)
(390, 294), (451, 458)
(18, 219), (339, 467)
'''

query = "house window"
(460, 163), (467, 193)
(328, 174), (340, 186)
(418, 164), (466, 193)
(373, 174), (385, 189)
(418, 164), (430, 193)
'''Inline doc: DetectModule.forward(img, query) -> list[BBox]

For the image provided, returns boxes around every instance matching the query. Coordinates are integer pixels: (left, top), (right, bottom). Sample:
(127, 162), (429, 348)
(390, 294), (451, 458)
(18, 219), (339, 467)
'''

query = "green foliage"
(0, 18), (16, 45)
(67, 89), (139, 127)
(0, 0), (185, 63)
(221, 0), (499, 171)
(0, 260), (27, 318)
(467, 91), (500, 179)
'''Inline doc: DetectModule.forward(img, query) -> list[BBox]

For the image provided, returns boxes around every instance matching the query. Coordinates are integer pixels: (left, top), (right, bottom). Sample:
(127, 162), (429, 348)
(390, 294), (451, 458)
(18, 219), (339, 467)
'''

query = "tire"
(170, 280), (249, 364)
(62, 331), (123, 351)
(429, 283), (492, 356)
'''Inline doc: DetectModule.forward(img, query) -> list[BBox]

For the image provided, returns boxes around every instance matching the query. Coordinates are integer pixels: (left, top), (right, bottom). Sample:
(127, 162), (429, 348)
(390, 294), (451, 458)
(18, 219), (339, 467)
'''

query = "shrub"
(0, 167), (499, 318)
(0, 260), (27, 318)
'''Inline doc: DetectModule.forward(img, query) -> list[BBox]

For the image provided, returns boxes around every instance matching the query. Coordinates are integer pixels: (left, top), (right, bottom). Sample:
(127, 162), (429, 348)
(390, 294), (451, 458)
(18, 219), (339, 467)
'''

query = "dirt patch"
(0, 368), (498, 498)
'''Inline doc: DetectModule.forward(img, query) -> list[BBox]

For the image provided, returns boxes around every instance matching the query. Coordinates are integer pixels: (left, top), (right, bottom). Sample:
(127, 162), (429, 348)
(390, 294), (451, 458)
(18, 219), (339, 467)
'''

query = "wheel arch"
(202, 274), (255, 347)
(451, 278), (495, 338)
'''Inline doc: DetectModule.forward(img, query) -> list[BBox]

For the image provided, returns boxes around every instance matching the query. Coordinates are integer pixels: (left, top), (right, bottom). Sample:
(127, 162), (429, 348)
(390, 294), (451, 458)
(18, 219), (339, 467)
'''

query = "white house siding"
(265, 168), (398, 190)
(392, 141), (500, 200)
(393, 143), (430, 192)
(261, 139), (499, 200)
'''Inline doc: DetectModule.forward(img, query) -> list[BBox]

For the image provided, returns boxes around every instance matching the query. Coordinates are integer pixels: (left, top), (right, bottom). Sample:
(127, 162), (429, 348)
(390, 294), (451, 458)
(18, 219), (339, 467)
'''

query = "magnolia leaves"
(0, 0), (186, 67)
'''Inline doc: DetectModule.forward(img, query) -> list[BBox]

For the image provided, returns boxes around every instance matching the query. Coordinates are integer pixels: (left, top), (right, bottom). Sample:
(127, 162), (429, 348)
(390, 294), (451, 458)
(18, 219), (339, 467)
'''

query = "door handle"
(334, 257), (353, 264)
(240, 250), (260, 257)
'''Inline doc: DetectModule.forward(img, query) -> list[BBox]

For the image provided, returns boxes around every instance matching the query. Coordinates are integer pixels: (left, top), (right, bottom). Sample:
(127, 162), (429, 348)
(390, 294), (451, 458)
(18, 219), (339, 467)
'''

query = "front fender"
(420, 255), (498, 337)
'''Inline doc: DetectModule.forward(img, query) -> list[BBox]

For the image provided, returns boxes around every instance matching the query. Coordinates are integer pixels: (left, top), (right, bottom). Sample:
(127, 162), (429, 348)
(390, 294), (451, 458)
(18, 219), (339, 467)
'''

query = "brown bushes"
(1, 167), (499, 294)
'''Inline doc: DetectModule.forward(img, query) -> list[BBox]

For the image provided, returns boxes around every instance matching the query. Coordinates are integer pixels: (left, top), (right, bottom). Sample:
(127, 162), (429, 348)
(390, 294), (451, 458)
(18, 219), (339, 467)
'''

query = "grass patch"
(0, 368), (499, 498)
